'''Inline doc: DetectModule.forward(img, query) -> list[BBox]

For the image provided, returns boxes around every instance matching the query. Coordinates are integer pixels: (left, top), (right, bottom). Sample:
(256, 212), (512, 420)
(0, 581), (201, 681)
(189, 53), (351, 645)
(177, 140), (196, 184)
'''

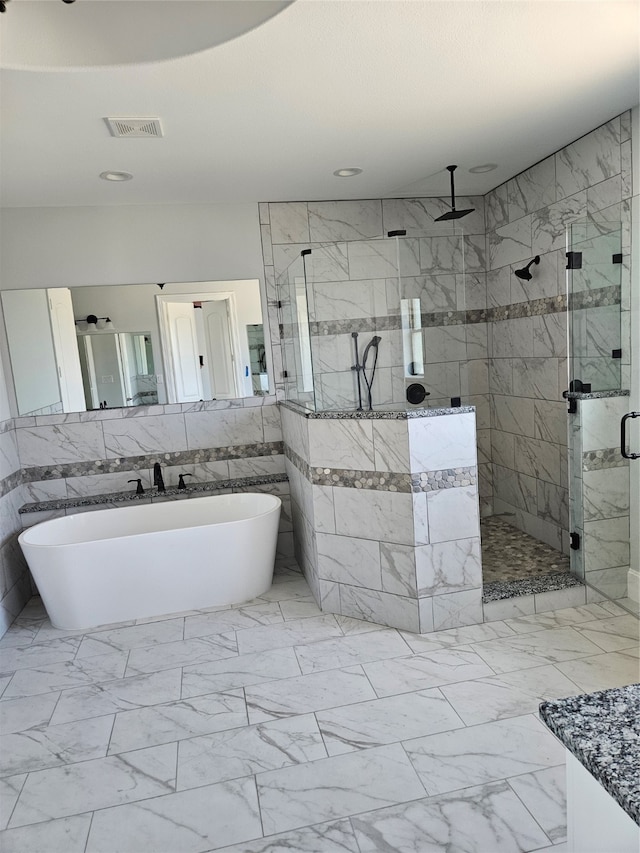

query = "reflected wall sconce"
(75, 314), (115, 333)
(514, 256), (540, 281)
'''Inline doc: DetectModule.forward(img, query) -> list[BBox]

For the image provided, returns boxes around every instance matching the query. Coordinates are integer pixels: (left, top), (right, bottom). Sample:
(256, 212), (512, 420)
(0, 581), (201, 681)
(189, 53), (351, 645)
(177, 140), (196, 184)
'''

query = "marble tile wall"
(485, 111), (632, 552)
(0, 419), (30, 637)
(281, 405), (482, 633)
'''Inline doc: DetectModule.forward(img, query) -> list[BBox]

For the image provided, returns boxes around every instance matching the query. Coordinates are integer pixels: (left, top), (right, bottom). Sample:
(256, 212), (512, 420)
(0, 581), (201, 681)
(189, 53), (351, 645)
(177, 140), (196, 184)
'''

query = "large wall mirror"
(1, 279), (269, 416)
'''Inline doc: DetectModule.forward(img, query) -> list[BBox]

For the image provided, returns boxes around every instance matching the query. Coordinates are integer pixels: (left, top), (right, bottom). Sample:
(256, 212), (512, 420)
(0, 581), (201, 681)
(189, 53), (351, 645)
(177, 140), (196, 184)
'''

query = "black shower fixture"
(514, 256), (540, 281)
(434, 165), (475, 221)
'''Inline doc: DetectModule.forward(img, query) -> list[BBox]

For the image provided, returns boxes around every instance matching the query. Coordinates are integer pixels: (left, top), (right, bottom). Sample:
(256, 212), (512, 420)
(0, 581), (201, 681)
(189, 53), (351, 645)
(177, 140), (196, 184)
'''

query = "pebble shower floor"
(0, 562), (638, 852)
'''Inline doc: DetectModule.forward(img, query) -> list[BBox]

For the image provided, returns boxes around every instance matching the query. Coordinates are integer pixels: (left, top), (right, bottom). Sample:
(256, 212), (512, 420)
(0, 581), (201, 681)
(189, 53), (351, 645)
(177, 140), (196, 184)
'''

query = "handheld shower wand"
(351, 332), (363, 411)
(361, 335), (382, 411)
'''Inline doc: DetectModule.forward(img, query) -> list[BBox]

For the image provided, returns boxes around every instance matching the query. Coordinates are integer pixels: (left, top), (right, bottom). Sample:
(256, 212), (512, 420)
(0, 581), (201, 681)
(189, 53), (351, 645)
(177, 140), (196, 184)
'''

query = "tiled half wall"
(281, 404), (483, 633)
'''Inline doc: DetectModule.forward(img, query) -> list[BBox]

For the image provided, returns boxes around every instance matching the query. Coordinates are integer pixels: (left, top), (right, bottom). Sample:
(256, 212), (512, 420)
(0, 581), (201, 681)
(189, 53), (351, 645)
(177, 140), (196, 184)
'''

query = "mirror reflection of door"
(76, 332), (157, 410)
(200, 299), (239, 400)
(158, 293), (243, 403)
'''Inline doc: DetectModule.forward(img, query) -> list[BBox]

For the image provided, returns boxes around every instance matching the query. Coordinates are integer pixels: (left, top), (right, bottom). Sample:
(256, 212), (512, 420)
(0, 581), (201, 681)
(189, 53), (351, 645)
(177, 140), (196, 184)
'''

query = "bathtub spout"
(153, 462), (165, 492)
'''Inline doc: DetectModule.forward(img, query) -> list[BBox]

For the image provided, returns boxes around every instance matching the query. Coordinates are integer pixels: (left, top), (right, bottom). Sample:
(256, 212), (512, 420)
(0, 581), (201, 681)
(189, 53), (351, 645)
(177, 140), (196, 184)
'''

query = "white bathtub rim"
(19, 492), (282, 550)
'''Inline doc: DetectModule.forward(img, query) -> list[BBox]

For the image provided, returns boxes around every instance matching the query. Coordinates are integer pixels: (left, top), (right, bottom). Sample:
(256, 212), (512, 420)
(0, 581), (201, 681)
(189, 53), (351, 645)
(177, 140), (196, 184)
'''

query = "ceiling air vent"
(104, 117), (163, 138)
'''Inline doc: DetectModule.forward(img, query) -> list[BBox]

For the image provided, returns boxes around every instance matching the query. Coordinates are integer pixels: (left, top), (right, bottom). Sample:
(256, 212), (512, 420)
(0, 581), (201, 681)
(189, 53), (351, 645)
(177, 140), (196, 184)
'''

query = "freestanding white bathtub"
(19, 492), (282, 630)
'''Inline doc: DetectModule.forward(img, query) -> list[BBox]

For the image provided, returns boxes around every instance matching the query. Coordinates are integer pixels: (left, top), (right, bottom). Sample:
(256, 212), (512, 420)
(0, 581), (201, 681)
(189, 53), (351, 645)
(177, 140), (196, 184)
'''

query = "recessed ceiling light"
(468, 163), (498, 174)
(99, 171), (133, 182)
(333, 168), (363, 177)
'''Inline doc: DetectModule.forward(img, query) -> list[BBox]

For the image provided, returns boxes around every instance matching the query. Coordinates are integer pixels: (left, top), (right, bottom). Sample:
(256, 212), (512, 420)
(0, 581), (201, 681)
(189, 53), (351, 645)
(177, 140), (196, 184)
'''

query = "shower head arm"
(446, 164), (458, 211)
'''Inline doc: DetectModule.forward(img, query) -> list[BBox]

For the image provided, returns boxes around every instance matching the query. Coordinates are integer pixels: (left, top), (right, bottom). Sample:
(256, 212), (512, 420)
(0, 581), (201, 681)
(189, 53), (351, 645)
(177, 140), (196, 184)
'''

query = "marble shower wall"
(0, 418), (30, 636)
(485, 111), (633, 551)
(260, 196), (491, 512)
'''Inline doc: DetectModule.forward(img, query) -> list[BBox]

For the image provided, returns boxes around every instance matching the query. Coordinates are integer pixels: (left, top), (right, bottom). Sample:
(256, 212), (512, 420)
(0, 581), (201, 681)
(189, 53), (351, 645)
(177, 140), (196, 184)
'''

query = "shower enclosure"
(277, 230), (478, 414)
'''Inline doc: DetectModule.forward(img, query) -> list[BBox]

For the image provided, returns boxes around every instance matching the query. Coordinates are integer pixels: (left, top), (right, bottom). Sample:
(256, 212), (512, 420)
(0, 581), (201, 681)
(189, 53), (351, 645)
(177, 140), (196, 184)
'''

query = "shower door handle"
(620, 411), (640, 460)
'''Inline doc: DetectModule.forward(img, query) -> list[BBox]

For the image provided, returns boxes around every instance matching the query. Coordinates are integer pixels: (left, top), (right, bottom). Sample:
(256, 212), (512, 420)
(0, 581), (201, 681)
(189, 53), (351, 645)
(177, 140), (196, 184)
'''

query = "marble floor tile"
(508, 765), (567, 843)
(503, 603), (615, 634)
(278, 597), (323, 621)
(469, 627), (605, 673)
(554, 649), (640, 692)
(236, 615), (343, 655)
(316, 688), (464, 755)
(108, 689), (247, 753)
(0, 580), (635, 853)
(403, 714), (564, 795)
(213, 818), (361, 853)
(335, 615), (387, 636)
(181, 647), (301, 698)
(246, 666), (377, 724)
(256, 743), (427, 836)
(1, 653), (128, 699)
(177, 713), (327, 789)
(10, 742), (177, 827)
(0, 637), (82, 672)
(0, 692), (59, 735)
(85, 777), (262, 853)
(125, 633), (238, 675)
(259, 576), (314, 602)
(183, 602), (284, 640)
(75, 618), (185, 657)
(0, 814), (92, 853)
(0, 715), (114, 777)
(0, 775), (26, 830)
(401, 620), (516, 653)
(571, 614), (640, 652)
(50, 668), (183, 725)
(439, 665), (582, 726)
(350, 780), (551, 852)
(363, 648), (494, 698)
(295, 629), (412, 674)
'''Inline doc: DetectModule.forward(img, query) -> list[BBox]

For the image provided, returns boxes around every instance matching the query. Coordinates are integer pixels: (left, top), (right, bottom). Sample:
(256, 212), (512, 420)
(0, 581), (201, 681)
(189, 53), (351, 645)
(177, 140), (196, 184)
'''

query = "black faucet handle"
(178, 473), (193, 490)
(128, 479), (145, 495)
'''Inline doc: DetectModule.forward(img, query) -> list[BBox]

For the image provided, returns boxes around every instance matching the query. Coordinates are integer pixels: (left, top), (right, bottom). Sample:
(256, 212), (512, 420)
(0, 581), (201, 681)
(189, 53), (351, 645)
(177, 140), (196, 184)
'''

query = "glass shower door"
(566, 221), (636, 613)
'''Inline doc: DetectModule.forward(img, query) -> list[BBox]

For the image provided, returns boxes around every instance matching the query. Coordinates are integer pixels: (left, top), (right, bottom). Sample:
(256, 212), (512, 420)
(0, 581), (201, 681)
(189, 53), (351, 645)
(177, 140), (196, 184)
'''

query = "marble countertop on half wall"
(539, 683), (640, 826)
(19, 474), (288, 514)
(563, 389), (630, 400)
(281, 402), (475, 419)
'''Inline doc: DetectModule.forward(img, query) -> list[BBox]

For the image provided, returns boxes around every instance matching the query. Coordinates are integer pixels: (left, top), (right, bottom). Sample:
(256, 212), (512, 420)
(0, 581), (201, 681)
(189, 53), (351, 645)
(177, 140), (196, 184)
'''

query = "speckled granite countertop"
(281, 402), (475, 419)
(563, 389), (630, 400)
(483, 572), (582, 603)
(19, 474), (288, 514)
(540, 683), (640, 825)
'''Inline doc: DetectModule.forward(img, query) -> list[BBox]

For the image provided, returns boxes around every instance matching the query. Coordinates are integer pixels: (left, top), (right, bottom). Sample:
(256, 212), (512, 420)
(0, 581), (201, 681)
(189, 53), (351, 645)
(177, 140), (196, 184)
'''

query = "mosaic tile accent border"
(0, 470), (23, 501)
(284, 445), (475, 494)
(282, 285), (620, 341)
(582, 448), (630, 471)
(22, 442), (285, 483)
(20, 474), (289, 514)
(569, 285), (622, 311)
(411, 467), (477, 492)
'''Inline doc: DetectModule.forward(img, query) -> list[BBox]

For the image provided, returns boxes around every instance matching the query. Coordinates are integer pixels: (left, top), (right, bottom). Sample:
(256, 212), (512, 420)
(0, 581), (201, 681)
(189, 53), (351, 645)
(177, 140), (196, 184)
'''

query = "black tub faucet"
(178, 473), (193, 490)
(153, 462), (165, 492)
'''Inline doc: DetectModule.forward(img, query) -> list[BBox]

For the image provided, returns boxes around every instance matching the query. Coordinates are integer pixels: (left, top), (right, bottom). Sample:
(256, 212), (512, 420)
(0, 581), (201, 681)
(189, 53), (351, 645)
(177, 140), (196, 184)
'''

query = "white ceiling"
(1, 0), (638, 208)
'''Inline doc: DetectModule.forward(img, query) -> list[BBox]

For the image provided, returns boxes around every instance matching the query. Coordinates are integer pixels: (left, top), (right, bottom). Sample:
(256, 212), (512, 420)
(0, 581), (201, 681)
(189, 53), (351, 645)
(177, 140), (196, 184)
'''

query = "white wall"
(0, 204), (264, 289)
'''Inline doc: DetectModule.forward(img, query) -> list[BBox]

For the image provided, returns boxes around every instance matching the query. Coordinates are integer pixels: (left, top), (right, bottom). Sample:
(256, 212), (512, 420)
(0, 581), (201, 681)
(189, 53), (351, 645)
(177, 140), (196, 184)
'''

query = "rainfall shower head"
(514, 256), (540, 281)
(434, 165), (475, 222)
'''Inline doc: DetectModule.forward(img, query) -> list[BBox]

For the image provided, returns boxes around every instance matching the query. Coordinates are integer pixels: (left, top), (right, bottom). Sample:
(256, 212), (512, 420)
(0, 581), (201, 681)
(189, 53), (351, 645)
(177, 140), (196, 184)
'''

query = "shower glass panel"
(286, 231), (469, 413)
(567, 221), (622, 392)
(278, 254), (316, 411)
(566, 221), (634, 613)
